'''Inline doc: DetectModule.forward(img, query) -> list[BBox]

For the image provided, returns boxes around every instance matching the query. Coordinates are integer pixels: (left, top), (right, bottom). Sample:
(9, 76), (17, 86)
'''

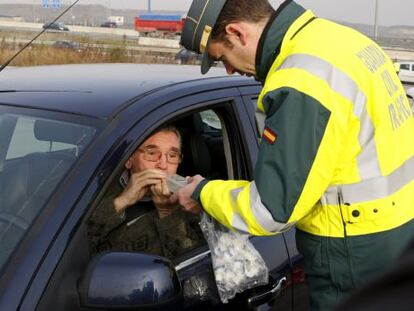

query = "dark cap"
(180, 0), (227, 74)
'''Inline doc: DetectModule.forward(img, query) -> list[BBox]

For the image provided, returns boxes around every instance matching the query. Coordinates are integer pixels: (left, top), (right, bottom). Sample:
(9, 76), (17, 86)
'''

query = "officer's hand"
(114, 169), (166, 214)
(174, 175), (204, 214)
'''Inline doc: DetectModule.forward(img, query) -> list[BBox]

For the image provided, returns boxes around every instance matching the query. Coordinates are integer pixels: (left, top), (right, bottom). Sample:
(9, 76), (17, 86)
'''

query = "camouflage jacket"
(88, 191), (205, 259)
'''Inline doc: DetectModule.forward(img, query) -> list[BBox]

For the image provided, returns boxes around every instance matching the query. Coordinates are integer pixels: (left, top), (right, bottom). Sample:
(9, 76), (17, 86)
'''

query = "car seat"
(0, 151), (74, 266)
(0, 118), (87, 244)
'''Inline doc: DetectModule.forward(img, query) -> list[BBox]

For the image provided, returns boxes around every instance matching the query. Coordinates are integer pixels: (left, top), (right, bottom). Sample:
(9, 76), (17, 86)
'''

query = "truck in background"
(135, 13), (184, 38)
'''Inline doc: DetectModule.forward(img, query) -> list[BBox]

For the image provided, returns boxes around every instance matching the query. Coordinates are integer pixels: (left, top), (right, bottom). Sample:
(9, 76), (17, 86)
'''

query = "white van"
(398, 61), (414, 83)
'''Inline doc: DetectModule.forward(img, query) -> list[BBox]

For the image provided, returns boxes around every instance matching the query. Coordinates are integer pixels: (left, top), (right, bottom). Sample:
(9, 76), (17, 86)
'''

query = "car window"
(7, 117), (77, 159)
(86, 108), (230, 260)
(0, 112), (96, 270)
(84, 107), (233, 311)
(80, 97), (281, 310)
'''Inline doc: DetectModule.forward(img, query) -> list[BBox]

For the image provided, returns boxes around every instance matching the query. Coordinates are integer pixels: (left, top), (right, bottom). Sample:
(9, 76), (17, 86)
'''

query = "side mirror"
(78, 252), (182, 310)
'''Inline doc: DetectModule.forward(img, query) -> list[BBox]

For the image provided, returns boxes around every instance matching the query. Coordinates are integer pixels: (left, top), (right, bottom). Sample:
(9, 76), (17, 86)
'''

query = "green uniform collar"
(255, 1), (305, 83)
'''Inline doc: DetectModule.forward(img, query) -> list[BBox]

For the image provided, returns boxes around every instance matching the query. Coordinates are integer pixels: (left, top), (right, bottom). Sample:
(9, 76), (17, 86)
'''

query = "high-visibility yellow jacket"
(195, 2), (414, 240)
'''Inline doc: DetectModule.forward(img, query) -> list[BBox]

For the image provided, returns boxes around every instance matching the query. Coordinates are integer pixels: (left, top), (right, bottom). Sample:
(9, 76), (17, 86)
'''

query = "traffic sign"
(52, 0), (61, 8)
(42, 0), (61, 9)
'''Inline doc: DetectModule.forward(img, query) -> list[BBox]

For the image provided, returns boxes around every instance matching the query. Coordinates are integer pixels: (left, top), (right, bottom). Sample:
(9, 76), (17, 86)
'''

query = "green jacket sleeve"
(255, 86), (331, 222)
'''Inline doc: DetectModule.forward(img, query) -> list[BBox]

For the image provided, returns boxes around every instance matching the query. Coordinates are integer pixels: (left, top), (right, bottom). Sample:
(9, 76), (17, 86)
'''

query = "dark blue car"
(0, 64), (308, 311)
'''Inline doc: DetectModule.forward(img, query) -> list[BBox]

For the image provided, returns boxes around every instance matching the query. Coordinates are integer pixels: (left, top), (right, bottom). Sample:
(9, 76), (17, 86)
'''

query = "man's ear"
(125, 157), (132, 169)
(224, 22), (248, 46)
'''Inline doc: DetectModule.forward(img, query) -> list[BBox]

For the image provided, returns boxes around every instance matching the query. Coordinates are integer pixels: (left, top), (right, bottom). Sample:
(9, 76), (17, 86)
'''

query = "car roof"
(0, 63), (256, 119)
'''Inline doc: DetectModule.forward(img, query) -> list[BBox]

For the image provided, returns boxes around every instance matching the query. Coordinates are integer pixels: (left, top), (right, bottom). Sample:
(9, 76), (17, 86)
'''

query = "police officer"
(176, 0), (414, 310)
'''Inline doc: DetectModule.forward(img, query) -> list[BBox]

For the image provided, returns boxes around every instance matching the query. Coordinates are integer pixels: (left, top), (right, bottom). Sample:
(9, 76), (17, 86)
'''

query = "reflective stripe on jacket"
(200, 9), (414, 238)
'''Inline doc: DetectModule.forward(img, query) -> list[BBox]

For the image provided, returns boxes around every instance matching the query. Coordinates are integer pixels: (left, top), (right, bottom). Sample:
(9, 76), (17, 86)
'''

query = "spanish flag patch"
(263, 127), (277, 144)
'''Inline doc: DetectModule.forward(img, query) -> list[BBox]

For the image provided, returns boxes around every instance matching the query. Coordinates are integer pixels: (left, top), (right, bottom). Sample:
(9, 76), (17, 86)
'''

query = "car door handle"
(247, 276), (287, 307)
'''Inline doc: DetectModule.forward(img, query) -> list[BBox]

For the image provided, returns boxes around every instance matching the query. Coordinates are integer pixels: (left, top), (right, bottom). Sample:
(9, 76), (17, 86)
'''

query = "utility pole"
(148, 0), (151, 13)
(32, 0), (35, 22)
(374, 0), (379, 40)
(71, 5), (75, 25)
(106, 0), (112, 21)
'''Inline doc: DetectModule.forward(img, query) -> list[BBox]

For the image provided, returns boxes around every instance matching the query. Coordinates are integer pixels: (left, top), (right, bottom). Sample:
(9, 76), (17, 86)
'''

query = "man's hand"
(114, 169), (166, 214)
(150, 178), (172, 205)
(150, 178), (179, 218)
(175, 174), (205, 214)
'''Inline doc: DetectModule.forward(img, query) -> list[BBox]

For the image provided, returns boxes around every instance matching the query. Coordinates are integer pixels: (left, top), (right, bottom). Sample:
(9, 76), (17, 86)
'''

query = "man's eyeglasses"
(138, 147), (182, 164)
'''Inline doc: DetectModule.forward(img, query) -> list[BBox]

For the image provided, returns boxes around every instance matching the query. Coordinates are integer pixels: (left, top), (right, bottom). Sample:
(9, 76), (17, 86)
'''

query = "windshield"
(0, 112), (96, 269)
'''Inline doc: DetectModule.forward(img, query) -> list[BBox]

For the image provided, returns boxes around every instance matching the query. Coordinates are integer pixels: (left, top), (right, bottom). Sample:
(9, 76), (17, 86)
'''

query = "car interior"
(175, 110), (227, 180)
(0, 115), (94, 268)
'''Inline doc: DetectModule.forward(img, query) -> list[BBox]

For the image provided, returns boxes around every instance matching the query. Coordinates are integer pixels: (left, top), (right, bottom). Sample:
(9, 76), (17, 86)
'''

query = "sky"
(1, 0), (413, 27)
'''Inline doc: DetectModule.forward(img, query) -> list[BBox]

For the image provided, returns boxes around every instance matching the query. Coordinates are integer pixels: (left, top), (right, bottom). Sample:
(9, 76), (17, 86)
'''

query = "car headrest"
(34, 120), (92, 145)
(192, 113), (205, 133)
(175, 114), (212, 177)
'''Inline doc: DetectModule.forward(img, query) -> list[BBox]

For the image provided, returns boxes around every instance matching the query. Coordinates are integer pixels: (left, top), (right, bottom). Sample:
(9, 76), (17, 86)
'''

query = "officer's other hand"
(174, 175), (204, 214)
(114, 169), (166, 214)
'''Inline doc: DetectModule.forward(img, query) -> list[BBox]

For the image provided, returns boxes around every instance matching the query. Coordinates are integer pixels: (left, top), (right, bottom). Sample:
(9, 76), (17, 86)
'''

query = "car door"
(93, 84), (293, 310)
(239, 87), (309, 311)
(119, 84), (293, 310)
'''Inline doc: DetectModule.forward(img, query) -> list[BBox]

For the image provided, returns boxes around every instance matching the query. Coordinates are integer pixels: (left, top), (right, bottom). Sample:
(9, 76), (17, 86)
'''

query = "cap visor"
(201, 52), (215, 74)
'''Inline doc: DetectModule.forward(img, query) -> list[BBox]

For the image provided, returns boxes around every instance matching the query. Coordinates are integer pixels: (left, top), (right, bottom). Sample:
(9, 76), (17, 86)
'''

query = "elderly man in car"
(88, 125), (204, 258)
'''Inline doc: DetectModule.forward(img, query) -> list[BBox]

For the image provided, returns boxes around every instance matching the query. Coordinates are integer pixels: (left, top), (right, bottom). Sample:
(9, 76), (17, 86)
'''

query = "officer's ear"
(224, 22), (248, 46)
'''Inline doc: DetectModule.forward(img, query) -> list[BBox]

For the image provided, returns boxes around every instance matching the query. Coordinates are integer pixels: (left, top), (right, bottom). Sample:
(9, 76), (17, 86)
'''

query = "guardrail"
(0, 38), (180, 60)
(0, 20), (180, 49)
